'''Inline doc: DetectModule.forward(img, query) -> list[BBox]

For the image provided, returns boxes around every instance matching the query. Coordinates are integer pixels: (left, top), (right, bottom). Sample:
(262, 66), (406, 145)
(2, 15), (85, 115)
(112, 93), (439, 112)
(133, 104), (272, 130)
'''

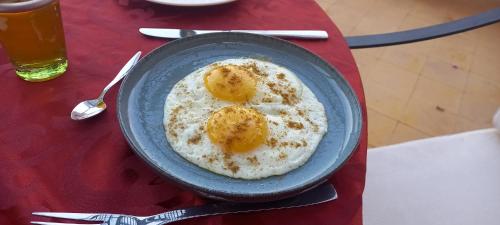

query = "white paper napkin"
(364, 129), (500, 225)
(493, 108), (500, 131)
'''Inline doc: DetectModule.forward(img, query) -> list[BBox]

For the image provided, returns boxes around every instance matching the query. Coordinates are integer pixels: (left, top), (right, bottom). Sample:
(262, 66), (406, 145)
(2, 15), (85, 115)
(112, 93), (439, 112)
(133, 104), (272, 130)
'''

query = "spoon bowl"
(70, 51), (141, 120)
(71, 99), (106, 120)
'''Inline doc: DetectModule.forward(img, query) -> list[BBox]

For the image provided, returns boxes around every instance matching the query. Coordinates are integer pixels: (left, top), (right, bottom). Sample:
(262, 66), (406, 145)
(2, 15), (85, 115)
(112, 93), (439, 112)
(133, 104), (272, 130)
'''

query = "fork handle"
(146, 183), (336, 224)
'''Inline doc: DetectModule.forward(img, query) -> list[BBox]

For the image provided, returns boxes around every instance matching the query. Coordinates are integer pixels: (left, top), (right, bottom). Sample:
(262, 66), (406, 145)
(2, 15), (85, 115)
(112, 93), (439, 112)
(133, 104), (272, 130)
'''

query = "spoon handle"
(97, 51), (142, 101)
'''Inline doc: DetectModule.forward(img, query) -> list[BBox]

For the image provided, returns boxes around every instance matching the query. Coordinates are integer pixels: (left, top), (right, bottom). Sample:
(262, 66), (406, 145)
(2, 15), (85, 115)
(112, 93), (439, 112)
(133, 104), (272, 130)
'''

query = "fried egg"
(163, 58), (327, 179)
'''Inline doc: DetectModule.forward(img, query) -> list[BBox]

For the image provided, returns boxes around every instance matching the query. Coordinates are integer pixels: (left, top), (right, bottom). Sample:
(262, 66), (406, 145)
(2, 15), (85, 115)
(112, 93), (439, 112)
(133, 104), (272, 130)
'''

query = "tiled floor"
(316, 0), (500, 147)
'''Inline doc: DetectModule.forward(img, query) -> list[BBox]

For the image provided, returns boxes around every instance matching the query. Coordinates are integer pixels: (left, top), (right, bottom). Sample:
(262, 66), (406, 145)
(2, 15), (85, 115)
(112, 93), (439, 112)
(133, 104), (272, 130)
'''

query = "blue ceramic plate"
(117, 32), (362, 202)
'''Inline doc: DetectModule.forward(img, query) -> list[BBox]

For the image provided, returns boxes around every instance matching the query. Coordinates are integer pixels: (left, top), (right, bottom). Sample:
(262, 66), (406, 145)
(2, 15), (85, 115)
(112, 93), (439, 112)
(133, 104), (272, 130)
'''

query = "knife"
(139, 28), (329, 39)
(205, 182), (338, 214)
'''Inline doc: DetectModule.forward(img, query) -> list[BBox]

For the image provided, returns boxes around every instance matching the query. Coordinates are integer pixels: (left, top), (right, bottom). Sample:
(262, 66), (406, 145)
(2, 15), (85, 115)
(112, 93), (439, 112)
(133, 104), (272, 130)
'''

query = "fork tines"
(31, 222), (101, 225)
(32, 212), (107, 225)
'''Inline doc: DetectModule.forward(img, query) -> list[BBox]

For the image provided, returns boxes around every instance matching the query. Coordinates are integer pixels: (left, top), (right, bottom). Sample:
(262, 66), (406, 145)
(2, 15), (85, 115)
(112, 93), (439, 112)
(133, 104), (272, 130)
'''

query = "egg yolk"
(204, 65), (257, 102)
(207, 105), (268, 153)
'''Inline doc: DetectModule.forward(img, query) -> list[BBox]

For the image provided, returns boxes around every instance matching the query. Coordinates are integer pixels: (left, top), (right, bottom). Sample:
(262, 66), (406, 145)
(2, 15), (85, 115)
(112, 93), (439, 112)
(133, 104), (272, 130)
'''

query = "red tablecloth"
(0, 0), (367, 224)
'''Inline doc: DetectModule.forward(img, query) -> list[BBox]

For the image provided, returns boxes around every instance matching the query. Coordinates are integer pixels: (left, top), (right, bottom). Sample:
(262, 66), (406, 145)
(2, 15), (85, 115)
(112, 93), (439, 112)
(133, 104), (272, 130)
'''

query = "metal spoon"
(70, 51), (142, 120)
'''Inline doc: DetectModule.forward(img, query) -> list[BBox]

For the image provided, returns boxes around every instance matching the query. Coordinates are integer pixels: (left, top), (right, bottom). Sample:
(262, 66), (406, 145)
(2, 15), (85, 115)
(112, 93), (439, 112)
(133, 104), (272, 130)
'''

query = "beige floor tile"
(445, 0), (492, 20)
(352, 50), (380, 66)
(398, 13), (442, 31)
(373, 0), (417, 11)
(475, 23), (500, 50)
(459, 93), (500, 124)
(342, 27), (358, 36)
(421, 56), (468, 90)
(481, 0), (500, 9)
(380, 46), (427, 74)
(351, 17), (402, 36)
(327, 0), (372, 19)
(427, 44), (473, 72)
(387, 40), (435, 56)
(470, 54), (500, 85)
(316, 0), (334, 11)
(455, 118), (492, 133)
(400, 97), (463, 136)
(353, 51), (381, 85)
(364, 81), (408, 120)
(357, 63), (373, 85)
(432, 34), (477, 54)
(364, 0), (411, 20)
(362, 47), (386, 59)
(333, 0), (377, 14)
(464, 74), (500, 101)
(452, 27), (481, 41)
(350, 0), (410, 36)
(367, 109), (398, 147)
(388, 122), (430, 145)
(327, 6), (365, 35)
(411, 77), (463, 114)
(352, 47), (386, 61)
(475, 44), (500, 63)
(367, 60), (419, 100)
(406, 12), (450, 26)
(410, 0), (452, 23)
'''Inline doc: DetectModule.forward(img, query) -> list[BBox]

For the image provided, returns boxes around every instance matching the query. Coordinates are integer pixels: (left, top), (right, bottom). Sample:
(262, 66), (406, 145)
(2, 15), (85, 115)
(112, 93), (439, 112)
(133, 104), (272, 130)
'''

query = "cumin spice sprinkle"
(267, 137), (278, 148)
(168, 106), (184, 138)
(242, 63), (267, 77)
(291, 141), (302, 148)
(228, 74), (242, 85)
(287, 121), (304, 130)
(220, 66), (230, 75)
(227, 161), (240, 173)
(278, 152), (288, 160)
(187, 133), (201, 145)
(246, 156), (259, 166)
(266, 82), (298, 105)
(223, 152), (232, 160)
(281, 141), (300, 148)
(301, 114), (319, 132)
(262, 97), (273, 103)
(202, 154), (217, 164)
(222, 152), (239, 173)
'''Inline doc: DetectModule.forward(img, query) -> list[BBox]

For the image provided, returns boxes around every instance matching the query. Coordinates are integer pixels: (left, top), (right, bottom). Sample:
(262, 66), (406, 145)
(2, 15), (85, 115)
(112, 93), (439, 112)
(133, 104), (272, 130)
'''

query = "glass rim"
(0, 0), (54, 13)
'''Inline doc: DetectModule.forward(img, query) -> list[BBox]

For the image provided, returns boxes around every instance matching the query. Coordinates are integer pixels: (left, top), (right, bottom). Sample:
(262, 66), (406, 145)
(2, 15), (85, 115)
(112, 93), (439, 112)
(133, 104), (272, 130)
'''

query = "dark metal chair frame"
(345, 7), (500, 49)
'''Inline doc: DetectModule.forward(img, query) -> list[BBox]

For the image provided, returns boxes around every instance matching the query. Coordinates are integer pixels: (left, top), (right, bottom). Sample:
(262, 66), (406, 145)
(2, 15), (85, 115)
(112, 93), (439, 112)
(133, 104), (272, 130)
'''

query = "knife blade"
(139, 28), (329, 39)
(210, 182), (337, 214)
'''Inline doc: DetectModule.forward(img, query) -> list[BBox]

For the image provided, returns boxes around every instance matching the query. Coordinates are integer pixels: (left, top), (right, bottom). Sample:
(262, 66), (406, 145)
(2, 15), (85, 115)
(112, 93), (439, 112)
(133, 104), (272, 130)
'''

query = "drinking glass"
(0, 0), (68, 82)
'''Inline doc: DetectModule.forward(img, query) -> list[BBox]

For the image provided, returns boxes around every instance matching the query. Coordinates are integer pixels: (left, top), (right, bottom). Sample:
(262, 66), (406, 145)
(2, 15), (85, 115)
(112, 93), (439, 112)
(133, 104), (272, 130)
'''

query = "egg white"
(163, 58), (327, 179)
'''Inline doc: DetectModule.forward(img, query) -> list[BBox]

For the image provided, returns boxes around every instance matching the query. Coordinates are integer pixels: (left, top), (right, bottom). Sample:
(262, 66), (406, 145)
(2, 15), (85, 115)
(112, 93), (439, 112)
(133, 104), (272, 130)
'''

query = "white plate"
(145, 0), (237, 7)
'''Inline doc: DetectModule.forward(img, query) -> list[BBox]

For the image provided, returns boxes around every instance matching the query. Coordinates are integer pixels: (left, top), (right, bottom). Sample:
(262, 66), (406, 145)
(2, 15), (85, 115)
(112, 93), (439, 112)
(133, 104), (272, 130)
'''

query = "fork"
(32, 183), (337, 225)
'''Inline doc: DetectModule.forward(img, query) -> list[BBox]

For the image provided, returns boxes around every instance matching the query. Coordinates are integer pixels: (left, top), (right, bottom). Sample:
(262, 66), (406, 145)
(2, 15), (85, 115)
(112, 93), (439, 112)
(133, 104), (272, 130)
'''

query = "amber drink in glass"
(0, 0), (67, 81)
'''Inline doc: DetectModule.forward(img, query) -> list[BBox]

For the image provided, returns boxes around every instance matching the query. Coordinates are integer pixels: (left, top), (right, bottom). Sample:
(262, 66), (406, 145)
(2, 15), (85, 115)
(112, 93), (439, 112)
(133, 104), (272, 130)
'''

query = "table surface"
(0, 1), (367, 225)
